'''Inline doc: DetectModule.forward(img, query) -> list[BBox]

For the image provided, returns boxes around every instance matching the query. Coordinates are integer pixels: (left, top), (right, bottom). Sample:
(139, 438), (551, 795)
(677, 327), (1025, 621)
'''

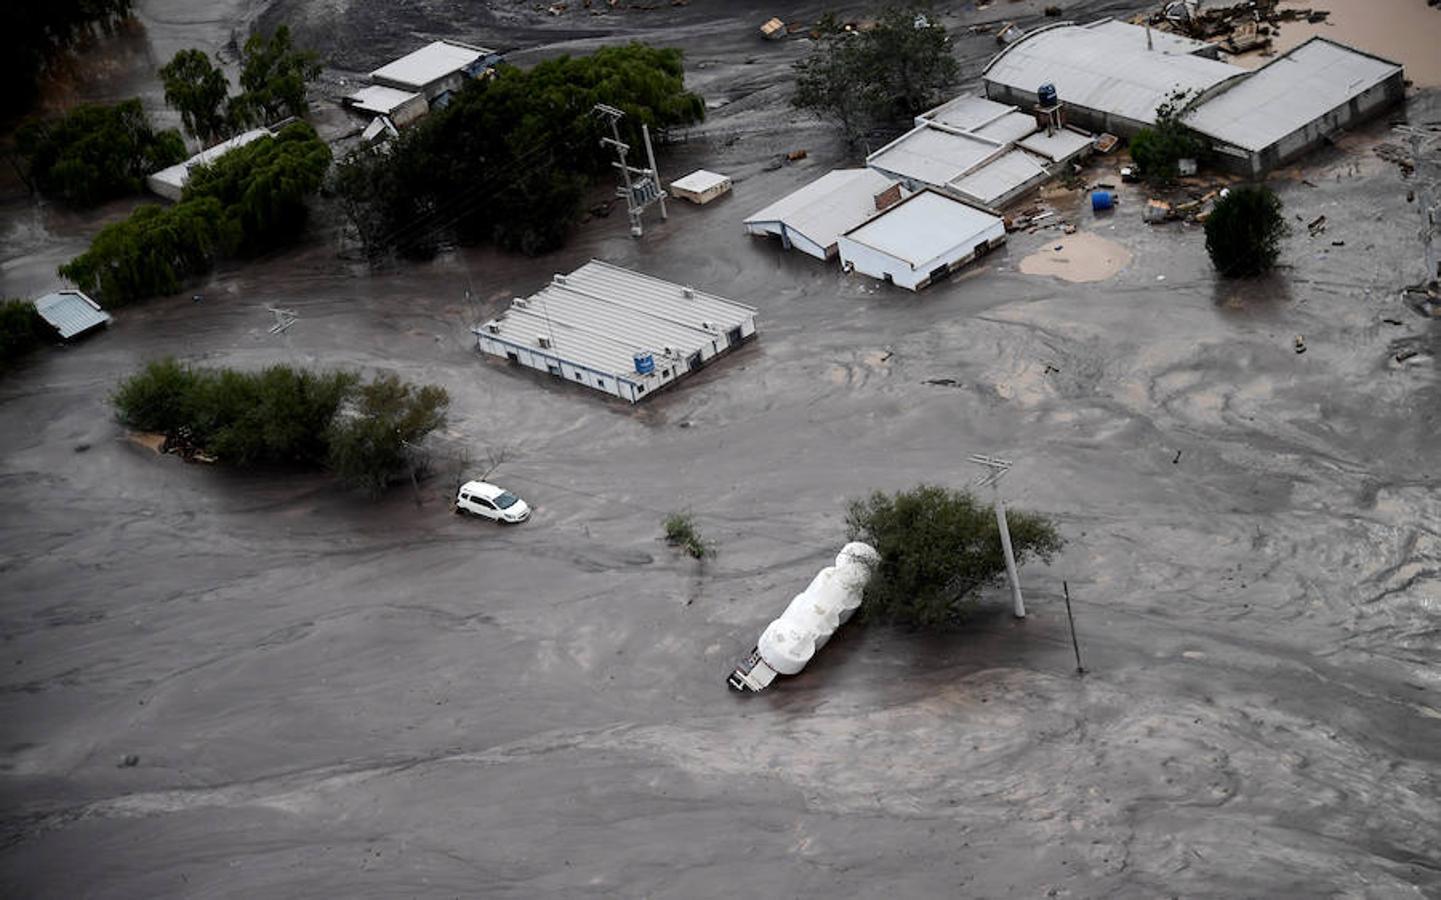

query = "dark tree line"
(16, 100), (186, 207)
(2, 0), (135, 117)
(331, 43), (705, 260)
(159, 26), (320, 144)
(59, 122), (331, 305)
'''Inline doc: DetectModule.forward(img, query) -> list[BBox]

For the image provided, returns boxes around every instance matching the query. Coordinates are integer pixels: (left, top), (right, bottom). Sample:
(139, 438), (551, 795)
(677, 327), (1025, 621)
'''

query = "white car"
(456, 480), (530, 523)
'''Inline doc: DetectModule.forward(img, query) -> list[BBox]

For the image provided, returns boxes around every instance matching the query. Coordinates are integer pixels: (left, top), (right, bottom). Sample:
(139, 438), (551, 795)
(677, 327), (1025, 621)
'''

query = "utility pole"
(969, 453), (1025, 618)
(1396, 125), (1441, 285)
(593, 103), (667, 238)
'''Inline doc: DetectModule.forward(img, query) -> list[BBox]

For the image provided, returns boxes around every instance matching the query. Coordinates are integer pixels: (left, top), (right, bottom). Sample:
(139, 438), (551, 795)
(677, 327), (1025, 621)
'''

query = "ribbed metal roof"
(346, 85), (424, 115)
(917, 95), (1017, 131)
(1017, 127), (1094, 162)
(743, 168), (899, 251)
(1185, 38), (1403, 152)
(475, 261), (756, 383)
(370, 40), (494, 90)
(868, 125), (1006, 188)
(984, 19), (1241, 125)
(842, 190), (1003, 268)
(975, 111), (1040, 145)
(949, 149), (1050, 207)
(33, 290), (111, 339)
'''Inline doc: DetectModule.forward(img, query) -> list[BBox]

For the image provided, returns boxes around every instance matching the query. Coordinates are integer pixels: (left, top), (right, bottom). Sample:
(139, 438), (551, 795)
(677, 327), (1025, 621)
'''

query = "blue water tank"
(633, 351), (655, 375)
(1038, 82), (1058, 107)
(1091, 190), (1114, 212)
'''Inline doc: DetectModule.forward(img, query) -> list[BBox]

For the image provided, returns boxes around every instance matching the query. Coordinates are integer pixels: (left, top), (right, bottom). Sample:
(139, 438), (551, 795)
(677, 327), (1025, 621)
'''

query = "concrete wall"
(838, 226), (1006, 292)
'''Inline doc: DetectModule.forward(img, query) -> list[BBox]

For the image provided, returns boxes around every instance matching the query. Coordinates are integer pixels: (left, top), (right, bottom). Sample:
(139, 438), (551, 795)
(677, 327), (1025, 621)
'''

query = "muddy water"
(1018, 230), (1134, 282)
(1232, 0), (1441, 86)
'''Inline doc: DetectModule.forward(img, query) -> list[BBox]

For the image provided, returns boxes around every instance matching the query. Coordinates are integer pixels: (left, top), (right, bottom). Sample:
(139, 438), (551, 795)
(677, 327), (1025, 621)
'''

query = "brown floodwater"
(1018, 230), (1134, 282)
(1230, 0), (1441, 87)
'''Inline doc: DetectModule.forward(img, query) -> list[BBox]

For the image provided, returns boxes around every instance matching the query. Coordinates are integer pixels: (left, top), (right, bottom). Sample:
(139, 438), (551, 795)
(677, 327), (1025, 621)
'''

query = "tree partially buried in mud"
(1205, 185), (1288, 277)
(846, 485), (1063, 626)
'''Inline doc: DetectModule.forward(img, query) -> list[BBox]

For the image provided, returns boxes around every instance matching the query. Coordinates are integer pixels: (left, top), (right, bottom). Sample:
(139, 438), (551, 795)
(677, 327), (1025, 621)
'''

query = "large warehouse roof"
(477, 261), (755, 383)
(841, 190), (1003, 269)
(743, 168), (899, 251)
(370, 40), (494, 90)
(1185, 38), (1403, 151)
(984, 19), (1241, 125)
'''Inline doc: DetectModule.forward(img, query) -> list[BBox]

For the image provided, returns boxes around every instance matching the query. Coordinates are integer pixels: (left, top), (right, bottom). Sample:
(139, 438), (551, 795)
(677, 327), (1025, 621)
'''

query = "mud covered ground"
(2, 1), (1439, 897)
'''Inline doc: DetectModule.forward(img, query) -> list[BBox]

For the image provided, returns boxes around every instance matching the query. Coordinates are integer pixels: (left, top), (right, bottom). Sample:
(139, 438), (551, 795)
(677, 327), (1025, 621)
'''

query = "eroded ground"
(1, 1), (1439, 897)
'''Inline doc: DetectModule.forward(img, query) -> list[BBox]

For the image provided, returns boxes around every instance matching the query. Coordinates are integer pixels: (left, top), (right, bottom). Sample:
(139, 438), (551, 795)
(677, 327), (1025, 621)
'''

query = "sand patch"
(1018, 231), (1133, 283)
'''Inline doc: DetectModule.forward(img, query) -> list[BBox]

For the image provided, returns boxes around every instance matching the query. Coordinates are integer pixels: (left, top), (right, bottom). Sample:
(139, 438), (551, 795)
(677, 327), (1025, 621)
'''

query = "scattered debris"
(924, 377), (960, 387)
(1382, 317), (1404, 326)
(760, 17), (785, 39)
(1144, 199), (1174, 224)
(1294, 335), (1307, 354)
(1307, 214), (1327, 236)
(1062, 223), (1077, 235)
(996, 21), (1024, 45)
(1173, 450), (1182, 464)
(1120, 165), (1139, 183)
(1094, 133), (1119, 154)
(1395, 348), (1419, 363)
(119, 754), (139, 768)
(786, 149), (808, 161)
(1331, 240), (1345, 247)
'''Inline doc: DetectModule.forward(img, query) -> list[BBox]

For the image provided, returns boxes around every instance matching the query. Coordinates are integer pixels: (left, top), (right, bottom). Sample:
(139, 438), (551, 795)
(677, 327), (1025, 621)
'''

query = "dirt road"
(2, 1), (1439, 897)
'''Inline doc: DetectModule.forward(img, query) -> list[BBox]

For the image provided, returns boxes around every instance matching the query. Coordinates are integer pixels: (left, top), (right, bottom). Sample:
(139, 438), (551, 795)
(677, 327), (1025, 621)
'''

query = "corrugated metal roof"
(868, 125), (1005, 188)
(1185, 38), (1403, 152)
(475, 261), (756, 383)
(1018, 127), (1094, 162)
(918, 95), (1016, 131)
(370, 40), (494, 90)
(984, 20), (1241, 125)
(841, 190), (1004, 268)
(975, 111), (1039, 145)
(33, 290), (111, 339)
(670, 169), (730, 193)
(346, 85), (424, 115)
(949, 149), (1050, 207)
(743, 168), (899, 251)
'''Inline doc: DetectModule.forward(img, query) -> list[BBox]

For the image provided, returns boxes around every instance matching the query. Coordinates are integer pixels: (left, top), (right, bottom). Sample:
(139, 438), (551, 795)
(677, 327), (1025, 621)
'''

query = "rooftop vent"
(537, 335), (552, 349)
(513, 297), (529, 309)
(486, 322), (500, 334)
(682, 286), (695, 299)
(553, 274), (568, 286)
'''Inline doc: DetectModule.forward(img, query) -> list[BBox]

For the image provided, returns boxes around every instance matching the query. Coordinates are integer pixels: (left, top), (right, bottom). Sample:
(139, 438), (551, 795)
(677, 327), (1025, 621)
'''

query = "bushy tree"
(331, 43), (704, 260)
(327, 373), (450, 496)
(1205, 185), (1287, 277)
(184, 121), (331, 251)
(1129, 90), (1206, 185)
(2, 1), (135, 117)
(159, 49), (230, 143)
(794, 3), (959, 144)
(1, 300), (51, 368)
(227, 26), (321, 129)
(16, 100), (186, 206)
(846, 485), (1064, 626)
(58, 198), (234, 305)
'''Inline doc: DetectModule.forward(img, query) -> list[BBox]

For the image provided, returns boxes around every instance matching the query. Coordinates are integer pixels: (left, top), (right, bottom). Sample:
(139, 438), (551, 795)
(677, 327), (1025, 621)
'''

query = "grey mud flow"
(1, 1), (1439, 897)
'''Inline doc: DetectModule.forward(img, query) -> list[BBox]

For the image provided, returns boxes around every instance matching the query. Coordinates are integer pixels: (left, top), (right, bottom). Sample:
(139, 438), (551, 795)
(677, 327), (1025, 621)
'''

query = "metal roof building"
(33, 290), (110, 339)
(344, 85), (429, 126)
(949, 149), (1052, 209)
(837, 190), (1006, 292)
(867, 125), (1008, 192)
(145, 128), (271, 201)
(473, 261), (757, 404)
(1185, 37), (1404, 174)
(744, 168), (904, 260)
(370, 40), (501, 103)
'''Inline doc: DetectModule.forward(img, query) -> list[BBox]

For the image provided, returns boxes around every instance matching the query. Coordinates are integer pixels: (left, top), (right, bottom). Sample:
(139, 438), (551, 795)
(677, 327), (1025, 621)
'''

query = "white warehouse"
(473, 260), (758, 403)
(838, 189), (1006, 291)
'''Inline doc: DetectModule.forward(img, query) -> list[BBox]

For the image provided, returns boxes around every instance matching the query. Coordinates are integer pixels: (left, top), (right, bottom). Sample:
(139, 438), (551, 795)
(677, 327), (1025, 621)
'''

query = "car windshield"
(494, 491), (519, 509)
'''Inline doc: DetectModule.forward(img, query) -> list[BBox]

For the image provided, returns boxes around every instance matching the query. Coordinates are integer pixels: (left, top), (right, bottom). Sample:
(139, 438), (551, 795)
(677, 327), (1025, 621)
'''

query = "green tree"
(1129, 90), (1207, 185)
(327, 374), (450, 496)
(58, 198), (234, 305)
(227, 25), (320, 129)
(794, 3), (959, 144)
(16, 100), (186, 206)
(1204, 185), (1288, 277)
(159, 49), (231, 143)
(845, 485), (1064, 626)
(1, 300), (51, 368)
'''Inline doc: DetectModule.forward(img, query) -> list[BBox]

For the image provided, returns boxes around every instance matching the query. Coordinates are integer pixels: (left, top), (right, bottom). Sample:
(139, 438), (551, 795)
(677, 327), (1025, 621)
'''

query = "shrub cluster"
(663, 512), (712, 559)
(0, 300), (50, 369)
(112, 360), (448, 494)
(17, 100), (185, 207)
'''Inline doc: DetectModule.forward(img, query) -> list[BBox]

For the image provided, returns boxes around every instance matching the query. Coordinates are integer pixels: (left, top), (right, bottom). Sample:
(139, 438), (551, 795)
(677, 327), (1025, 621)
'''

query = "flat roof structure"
(670, 169), (732, 204)
(867, 125), (1006, 190)
(949, 149), (1051, 209)
(841, 190), (1002, 270)
(974, 110), (1040, 145)
(33, 290), (110, 339)
(370, 40), (498, 98)
(145, 128), (271, 202)
(1018, 127), (1095, 163)
(1185, 38), (1403, 152)
(983, 20), (1241, 128)
(917, 95), (1017, 131)
(473, 261), (757, 404)
(743, 168), (902, 260)
(345, 85), (428, 124)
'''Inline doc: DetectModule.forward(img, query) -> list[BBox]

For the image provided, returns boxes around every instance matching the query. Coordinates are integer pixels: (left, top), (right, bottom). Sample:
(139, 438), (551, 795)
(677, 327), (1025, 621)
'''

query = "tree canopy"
(228, 26), (321, 129)
(2, 1), (134, 117)
(1205, 185), (1288, 277)
(1, 300), (51, 370)
(846, 485), (1064, 626)
(326, 373), (451, 497)
(159, 49), (230, 144)
(16, 100), (185, 206)
(1129, 90), (1207, 185)
(331, 43), (704, 260)
(793, 4), (959, 144)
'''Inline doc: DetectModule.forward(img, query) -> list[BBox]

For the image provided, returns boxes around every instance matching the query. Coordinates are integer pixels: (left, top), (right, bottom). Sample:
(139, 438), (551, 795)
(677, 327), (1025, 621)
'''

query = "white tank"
(755, 542), (879, 676)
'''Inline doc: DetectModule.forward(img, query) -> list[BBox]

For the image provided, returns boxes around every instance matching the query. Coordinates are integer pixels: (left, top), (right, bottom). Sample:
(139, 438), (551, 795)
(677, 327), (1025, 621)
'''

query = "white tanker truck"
(727, 541), (880, 692)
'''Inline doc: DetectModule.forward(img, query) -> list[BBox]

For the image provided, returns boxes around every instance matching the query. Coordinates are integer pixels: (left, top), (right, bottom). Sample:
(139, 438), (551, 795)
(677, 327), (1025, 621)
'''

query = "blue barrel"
(1091, 190), (1114, 212)
(633, 351), (655, 375)
(1038, 82), (1058, 107)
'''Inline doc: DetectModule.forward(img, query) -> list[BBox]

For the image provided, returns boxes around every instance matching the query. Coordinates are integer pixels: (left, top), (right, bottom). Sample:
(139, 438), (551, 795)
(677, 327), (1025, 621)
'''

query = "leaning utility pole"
(593, 102), (667, 238)
(969, 453), (1026, 618)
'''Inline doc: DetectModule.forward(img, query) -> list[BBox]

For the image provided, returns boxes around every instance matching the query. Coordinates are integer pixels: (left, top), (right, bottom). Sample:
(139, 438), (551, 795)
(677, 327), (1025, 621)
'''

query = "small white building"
(344, 84), (429, 126)
(33, 290), (111, 339)
(145, 128), (271, 201)
(473, 260), (758, 404)
(837, 189), (1006, 291)
(743, 168), (904, 260)
(369, 40), (500, 105)
(669, 169), (732, 205)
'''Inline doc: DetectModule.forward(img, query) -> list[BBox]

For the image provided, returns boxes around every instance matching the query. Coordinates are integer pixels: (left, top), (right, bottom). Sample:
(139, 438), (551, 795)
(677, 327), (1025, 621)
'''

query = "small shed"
(369, 40), (500, 102)
(344, 85), (429, 126)
(33, 290), (111, 339)
(670, 170), (732, 205)
(837, 190), (1006, 291)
